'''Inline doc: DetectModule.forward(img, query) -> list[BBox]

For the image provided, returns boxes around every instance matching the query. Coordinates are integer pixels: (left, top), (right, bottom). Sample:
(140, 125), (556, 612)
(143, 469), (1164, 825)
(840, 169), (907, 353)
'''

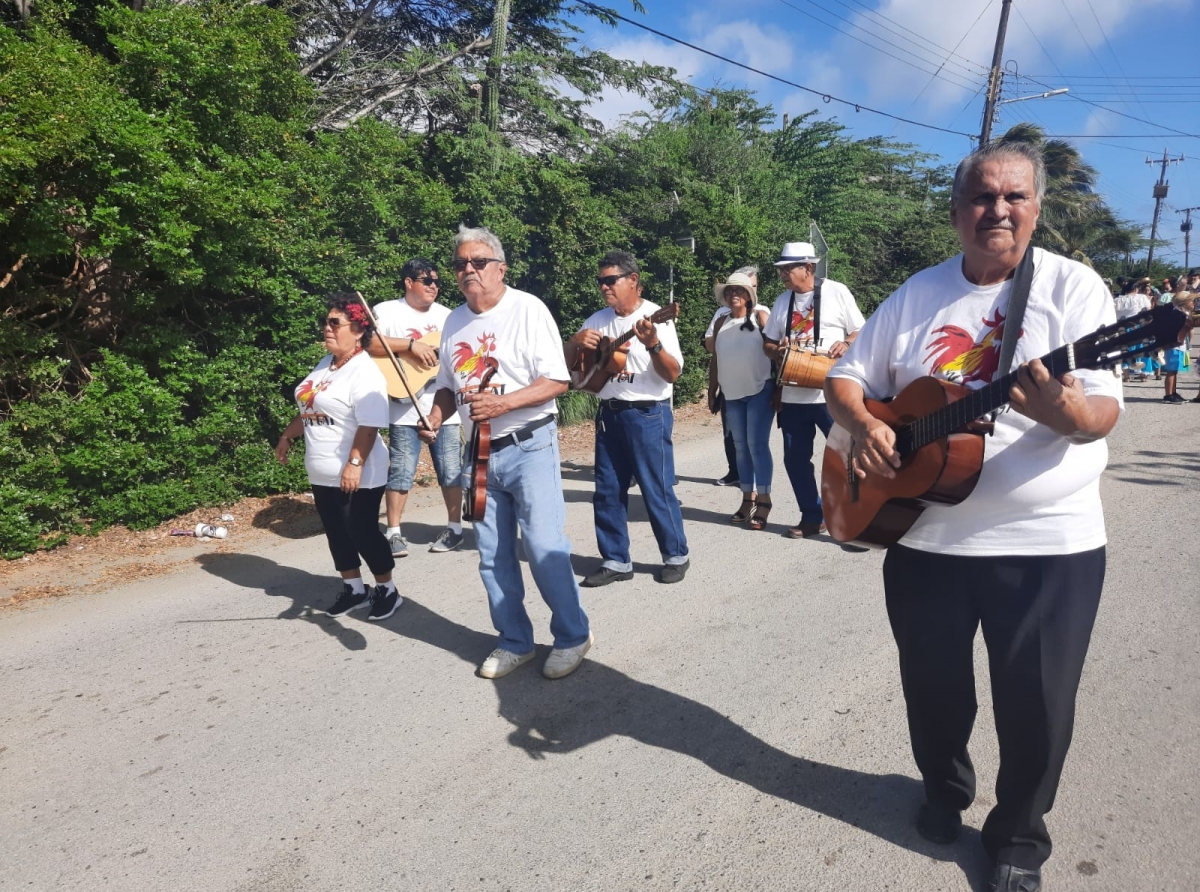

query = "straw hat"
(713, 272), (758, 307)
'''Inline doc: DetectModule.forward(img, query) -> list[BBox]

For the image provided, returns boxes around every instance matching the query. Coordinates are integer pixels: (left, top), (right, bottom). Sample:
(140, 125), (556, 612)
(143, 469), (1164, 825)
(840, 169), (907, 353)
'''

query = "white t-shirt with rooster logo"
(763, 279), (865, 405)
(829, 248), (1123, 556)
(294, 351), (390, 489)
(373, 298), (459, 427)
(436, 286), (569, 440)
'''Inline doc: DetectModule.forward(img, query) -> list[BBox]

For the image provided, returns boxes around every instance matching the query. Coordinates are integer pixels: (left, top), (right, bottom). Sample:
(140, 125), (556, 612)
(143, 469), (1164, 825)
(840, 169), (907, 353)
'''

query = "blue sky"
(571, 0), (1200, 271)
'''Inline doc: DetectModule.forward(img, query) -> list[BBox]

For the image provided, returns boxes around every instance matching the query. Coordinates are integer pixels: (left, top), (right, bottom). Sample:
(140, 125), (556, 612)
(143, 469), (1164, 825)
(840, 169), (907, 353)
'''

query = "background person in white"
(705, 265), (759, 486)
(369, 258), (464, 556)
(566, 250), (690, 587)
(826, 142), (1121, 892)
(425, 225), (592, 681)
(762, 242), (864, 539)
(274, 296), (400, 621)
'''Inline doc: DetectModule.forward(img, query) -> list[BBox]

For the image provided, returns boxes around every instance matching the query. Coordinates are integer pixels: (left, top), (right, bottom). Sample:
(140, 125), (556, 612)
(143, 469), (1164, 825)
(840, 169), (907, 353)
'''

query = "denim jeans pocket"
(515, 425), (554, 453)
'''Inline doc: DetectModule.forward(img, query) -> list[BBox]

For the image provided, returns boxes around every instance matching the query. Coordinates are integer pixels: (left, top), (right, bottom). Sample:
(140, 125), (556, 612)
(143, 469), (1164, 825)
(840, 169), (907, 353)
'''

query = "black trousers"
(311, 484), (394, 577)
(883, 544), (1105, 869)
(719, 401), (737, 476)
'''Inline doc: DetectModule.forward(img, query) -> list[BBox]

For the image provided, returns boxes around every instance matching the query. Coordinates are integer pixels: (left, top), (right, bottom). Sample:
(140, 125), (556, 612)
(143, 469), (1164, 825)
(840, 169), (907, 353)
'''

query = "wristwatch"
(648, 342), (664, 356)
(348, 457), (363, 467)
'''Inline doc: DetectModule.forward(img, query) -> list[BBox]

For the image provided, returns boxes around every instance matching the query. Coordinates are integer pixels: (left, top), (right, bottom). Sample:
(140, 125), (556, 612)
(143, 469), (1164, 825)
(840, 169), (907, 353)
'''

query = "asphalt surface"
(2, 376), (1198, 892)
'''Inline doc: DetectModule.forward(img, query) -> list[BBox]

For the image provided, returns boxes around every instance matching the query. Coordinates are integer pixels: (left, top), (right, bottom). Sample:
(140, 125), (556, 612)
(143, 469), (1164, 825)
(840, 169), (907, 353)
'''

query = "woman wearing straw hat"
(706, 273), (775, 530)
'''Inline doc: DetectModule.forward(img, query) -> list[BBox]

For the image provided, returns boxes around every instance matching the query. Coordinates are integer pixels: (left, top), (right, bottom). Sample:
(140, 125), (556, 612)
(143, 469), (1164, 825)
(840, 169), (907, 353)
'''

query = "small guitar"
(821, 305), (1188, 547)
(463, 362), (500, 523)
(373, 330), (441, 401)
(570, 303), (680, 393)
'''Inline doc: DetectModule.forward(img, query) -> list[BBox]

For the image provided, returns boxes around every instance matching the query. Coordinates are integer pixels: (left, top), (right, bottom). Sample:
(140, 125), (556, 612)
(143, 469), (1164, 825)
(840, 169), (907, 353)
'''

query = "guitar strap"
(812, 278), (824, 347)
(996, 246), (1035, 375)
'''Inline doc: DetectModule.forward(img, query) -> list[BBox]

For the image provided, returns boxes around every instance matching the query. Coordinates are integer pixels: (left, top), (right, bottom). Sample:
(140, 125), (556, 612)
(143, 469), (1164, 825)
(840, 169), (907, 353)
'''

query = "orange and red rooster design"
(453, 332), (498, 383)
(924, 309), (1019, 385)
(790, 307), (816, 341)
(295, 378), (327, 409)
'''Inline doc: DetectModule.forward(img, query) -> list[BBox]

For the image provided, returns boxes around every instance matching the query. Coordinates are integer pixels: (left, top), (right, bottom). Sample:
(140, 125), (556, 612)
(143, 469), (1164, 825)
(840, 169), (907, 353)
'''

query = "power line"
(831, 0), (993, 75)
(574, 1), (978, 138)
(1021, 74), (1200, 140)
(1055, 0), (1152, 121)
(772, 0), (981, 92)
(893, 0), (997, 126)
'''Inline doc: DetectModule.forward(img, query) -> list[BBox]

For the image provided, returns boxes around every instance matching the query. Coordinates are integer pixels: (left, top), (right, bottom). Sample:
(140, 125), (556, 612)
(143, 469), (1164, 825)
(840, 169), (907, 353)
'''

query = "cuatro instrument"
(776, 347), (836, 390)
(570, 303), (680, 393)
(463, 363), (500, 523)
(821, 305), (1188, 548)
(373, 330), (441, 400)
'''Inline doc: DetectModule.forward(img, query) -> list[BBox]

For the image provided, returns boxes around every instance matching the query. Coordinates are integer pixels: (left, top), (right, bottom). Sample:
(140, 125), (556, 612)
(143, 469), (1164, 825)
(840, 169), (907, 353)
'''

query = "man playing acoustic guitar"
(565, 250), (690, 587)
(825, 142), (1122, 892)
(369, 258), (463, 557)
(425, 226), (592, 681)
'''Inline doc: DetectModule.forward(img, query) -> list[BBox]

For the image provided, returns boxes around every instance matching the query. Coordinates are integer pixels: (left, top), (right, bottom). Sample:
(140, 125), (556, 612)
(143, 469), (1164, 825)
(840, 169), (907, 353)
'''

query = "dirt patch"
(1, 399), (721, 608)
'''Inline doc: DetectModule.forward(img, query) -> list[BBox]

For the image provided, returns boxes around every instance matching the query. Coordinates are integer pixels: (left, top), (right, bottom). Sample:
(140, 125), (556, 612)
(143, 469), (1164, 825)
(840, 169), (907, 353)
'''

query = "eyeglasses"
(725, 288), (749, 300)
(596, 272), (633, 288)
(452, 257), (501, 273)
(322, 317), (347, 330)
(414, 275), (440, 287)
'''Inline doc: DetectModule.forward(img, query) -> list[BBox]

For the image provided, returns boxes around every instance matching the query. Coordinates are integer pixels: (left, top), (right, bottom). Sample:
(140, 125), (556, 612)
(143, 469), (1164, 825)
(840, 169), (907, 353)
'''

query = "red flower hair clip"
(343, 303), (370, 327)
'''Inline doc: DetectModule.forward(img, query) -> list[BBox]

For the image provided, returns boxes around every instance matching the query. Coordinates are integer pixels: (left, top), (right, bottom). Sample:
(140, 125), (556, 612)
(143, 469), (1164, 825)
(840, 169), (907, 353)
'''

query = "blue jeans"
(594, 400), (689, 572)
(724, 380), (774, 495)
(778, 402), (833, 525)
(474, 421), (590, 655)
(387, 423), (462, 490)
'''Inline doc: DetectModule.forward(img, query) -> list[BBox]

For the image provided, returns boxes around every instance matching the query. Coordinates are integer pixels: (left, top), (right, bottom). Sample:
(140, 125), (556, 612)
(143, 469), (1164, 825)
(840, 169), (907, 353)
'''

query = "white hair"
(454, 224), (505, 264)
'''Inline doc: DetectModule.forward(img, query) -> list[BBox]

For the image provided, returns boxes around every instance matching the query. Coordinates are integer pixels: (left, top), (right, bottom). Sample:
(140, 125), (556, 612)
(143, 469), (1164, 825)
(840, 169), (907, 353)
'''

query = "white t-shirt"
(295, 351), (390, 489)
(763, 279), (865, 405)
(436, 286), (569, 441)
(579, 300), (684, 402)
(829, 248), (1123, 557)
(373, 298), (460, 427)
(1113, 293), (1149, 320)
(714, 310), (772, 400)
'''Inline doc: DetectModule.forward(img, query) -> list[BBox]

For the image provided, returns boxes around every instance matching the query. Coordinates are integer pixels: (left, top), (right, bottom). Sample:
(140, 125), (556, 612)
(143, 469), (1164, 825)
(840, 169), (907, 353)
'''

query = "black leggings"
(311, 485), (394, 577)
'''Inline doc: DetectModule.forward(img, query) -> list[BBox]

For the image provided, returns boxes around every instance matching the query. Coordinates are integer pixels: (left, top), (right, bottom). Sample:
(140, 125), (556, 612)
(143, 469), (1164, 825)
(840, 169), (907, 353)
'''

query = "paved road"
(2, 378), (1198, 892)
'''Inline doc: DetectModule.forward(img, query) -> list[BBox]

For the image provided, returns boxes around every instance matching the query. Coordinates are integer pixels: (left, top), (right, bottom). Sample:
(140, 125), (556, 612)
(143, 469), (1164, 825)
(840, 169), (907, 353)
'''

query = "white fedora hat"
(773, 241), (821, 266)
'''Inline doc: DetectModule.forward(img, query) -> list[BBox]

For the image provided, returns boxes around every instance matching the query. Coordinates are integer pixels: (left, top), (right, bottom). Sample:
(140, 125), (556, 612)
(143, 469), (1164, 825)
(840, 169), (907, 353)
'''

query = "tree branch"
(300, 0), (382, 76)
(0, 254), (27, 290)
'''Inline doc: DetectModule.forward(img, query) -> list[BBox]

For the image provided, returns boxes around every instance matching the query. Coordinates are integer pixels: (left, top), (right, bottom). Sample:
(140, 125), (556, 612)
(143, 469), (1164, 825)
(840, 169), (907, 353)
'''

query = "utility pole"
(1146, 149), (1184, 275)
(979, 0), (1014, 147)
(1178, 206), (1200, 269)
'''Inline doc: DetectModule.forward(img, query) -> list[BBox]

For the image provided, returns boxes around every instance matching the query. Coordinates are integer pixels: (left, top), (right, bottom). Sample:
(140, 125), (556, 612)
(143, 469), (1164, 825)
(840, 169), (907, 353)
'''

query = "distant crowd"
(1109, 272), (1198, 402)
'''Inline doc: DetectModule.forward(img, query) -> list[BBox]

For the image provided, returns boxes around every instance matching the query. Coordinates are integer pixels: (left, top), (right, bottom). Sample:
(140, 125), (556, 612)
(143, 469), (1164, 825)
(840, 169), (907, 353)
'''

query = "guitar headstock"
(651, 302), (681, 325)
(1073, 305), (1189, 371)
(478, 359), (499, 391)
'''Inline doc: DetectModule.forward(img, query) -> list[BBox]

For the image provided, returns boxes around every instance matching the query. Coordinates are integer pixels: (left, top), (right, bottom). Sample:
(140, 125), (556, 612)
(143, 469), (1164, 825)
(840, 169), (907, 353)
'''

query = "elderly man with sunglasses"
(425, 225), (592, 681)
(566, 250), (690, 587)
(369, 258), (464, 557)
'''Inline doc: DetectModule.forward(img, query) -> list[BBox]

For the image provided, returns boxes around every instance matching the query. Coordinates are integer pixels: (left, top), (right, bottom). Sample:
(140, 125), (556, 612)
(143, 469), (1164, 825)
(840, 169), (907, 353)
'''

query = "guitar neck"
(897, 343), (1075, 456)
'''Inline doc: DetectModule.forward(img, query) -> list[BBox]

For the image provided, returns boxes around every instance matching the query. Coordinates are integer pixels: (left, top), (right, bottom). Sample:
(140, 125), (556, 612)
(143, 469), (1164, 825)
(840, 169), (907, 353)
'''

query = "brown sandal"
(731, 495), (755, 523)
(749, 498), (772, 531)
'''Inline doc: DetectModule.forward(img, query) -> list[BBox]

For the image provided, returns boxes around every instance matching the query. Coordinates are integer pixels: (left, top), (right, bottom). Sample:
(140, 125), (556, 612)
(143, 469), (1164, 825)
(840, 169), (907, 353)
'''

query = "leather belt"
(600, 399), (659, 411)
(490, 414), (555, 451)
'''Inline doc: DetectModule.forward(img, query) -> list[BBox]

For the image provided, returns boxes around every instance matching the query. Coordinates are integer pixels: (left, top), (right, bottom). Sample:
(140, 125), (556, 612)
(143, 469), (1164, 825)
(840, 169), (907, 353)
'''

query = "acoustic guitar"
(821, 305), (1188, 547)
(374, 331), (441, 401)
(570, 303), (680, 393)
(463, 363), (500, 523)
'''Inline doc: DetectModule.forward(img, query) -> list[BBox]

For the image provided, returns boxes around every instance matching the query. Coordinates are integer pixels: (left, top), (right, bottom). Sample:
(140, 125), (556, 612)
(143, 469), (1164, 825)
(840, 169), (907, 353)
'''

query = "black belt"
(490, 414), (555, 451)
(600, 399), (659, 411)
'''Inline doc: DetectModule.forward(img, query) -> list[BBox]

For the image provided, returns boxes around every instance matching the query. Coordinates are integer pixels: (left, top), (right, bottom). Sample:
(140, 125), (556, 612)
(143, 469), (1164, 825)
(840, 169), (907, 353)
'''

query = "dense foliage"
(0, 0), (1130, 557)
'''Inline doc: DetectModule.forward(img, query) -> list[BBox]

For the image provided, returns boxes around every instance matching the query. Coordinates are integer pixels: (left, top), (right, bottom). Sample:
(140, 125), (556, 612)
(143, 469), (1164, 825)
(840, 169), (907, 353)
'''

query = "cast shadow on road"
(192, 552), (992, 889)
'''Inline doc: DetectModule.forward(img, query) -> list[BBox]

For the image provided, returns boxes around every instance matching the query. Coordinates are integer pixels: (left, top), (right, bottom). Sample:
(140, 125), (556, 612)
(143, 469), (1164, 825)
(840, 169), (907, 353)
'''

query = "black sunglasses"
(322, 316), (347, 330)
(413, 275), (440, 287)
(452, 257), (501, 272)
(597, 272), (633, 288)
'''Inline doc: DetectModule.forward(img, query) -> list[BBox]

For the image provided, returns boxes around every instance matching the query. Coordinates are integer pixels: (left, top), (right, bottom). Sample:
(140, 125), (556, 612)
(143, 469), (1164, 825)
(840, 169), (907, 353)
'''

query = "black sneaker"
(367, 586), (402, 621)
(581, 567), (633, 587)
(658, 560), (690, 584)
(714, 472), (739, 487)
(1164, 393), (1185, 403)
(327, 584), (371, 617)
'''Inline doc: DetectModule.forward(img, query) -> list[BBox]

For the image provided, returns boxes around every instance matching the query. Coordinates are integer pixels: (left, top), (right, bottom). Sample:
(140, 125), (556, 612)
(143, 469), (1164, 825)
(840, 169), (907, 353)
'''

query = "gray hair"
(952, 141), (1046, 207)
(454, 224), (506, 264)
(733, 265), (759, 278)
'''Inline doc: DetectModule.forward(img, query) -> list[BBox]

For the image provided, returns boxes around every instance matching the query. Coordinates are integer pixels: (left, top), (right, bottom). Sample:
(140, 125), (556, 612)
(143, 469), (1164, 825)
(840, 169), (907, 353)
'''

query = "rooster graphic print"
(923, 308), (1020, 385)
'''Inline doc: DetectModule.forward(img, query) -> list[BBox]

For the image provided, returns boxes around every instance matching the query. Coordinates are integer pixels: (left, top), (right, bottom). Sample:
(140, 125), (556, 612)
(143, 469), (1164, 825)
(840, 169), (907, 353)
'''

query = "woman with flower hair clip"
(275, 293), (400, 620)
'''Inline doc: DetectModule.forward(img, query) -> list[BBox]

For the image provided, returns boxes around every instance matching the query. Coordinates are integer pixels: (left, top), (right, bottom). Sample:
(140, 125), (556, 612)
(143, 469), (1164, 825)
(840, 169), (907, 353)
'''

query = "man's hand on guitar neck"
(1009, 359), (1120, 444)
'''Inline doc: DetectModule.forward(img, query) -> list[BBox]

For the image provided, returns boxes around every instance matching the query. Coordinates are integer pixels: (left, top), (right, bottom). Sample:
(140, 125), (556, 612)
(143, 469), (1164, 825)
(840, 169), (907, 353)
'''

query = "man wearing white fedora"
(762, 241), (864, 538)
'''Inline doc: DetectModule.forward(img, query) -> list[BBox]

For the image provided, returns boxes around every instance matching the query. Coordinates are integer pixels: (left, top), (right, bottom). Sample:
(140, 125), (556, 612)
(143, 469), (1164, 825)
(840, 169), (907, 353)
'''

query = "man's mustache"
(977, 221), (1015, 230)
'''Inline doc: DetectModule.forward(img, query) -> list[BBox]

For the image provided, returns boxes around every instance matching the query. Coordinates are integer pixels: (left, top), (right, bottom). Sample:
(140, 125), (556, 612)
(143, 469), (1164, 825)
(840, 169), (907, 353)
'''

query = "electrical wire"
(829, 0), (992, 74)
(574, 1), (978, 138)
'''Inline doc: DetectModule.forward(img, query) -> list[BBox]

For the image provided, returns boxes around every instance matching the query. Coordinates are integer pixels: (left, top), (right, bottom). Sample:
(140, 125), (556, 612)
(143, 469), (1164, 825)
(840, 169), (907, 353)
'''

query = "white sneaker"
(542, 631), (594, 679)
(478, 648), (535, 679)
